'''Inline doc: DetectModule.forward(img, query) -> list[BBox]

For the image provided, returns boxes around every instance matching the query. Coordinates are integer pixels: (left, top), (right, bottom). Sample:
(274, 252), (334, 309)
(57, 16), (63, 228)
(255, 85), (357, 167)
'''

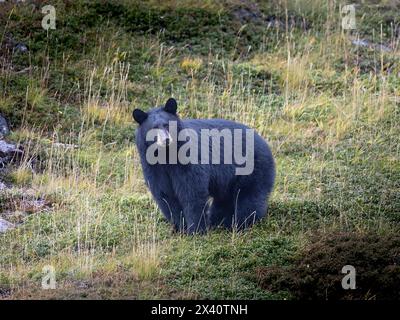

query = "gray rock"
(0, 140), (18, 155)
(0, 139), (23, 169)
(0, 218), (14, 233)
(0, 115), (9, 138)
(3, 34), (29, 55)
(352, 39), (392, 52)
(0, 181), (6, 190)
(14, 43), (28, 53)
(53, 142), (79, 149)
(352, 39), (370, 47)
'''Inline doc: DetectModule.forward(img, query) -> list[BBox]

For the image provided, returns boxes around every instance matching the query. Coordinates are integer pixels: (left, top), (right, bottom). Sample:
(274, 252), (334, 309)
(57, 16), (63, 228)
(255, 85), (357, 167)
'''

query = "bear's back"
(181, 118), (268, 152)
(182, 118), (250, 132)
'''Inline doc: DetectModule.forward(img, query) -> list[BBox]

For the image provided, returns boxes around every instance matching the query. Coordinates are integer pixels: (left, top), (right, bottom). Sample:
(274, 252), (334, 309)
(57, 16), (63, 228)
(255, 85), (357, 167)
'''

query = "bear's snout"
(156, 128), (173, 147)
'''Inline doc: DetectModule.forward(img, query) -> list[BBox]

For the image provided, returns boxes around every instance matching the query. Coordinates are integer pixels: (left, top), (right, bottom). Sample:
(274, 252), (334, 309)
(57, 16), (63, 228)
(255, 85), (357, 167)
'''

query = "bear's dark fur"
(133, 98), (275, 234)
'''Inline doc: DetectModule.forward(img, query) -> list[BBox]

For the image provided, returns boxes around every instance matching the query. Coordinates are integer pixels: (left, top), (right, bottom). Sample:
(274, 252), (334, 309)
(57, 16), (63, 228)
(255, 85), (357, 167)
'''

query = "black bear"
(133, 98), (275, 234)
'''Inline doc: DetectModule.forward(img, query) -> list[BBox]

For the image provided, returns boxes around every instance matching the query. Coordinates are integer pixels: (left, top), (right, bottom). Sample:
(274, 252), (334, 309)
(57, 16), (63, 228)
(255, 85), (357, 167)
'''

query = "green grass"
(0, 0), (399, 299)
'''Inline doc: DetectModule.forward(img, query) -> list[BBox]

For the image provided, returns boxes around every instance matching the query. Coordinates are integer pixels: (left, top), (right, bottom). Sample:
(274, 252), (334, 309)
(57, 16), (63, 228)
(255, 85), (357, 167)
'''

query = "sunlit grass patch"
(181, 57), (203, 75)
(82, 61), (132, 127)
(7, 166), (32, 186)
(123, 244), (161, 280)
(282, 93), (336, 122)
(250, 53), (312, 92)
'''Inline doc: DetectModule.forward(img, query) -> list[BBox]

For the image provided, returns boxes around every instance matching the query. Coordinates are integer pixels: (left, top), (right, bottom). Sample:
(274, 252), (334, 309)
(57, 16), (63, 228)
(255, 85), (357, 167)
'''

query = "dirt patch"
(231, 1), (309, 30)
(256, 232), (400, 300)
(2, 270), (190, 300)
(0, 190), (54, 228)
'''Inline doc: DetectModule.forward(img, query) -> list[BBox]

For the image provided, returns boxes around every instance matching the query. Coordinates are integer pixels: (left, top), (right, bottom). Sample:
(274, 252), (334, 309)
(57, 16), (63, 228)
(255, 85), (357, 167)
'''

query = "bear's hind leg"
(182, 197), (209, 234)
(207, 197), (234, 229)
(232, 190), (267, 231)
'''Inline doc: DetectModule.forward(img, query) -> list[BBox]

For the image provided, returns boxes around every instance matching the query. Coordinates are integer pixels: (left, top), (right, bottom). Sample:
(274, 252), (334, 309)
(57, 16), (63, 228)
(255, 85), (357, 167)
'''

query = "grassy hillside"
(0, 0), (399, 299)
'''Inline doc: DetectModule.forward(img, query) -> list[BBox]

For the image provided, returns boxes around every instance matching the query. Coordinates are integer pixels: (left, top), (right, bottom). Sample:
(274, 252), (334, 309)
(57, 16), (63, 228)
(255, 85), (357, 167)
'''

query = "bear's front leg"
(180, 193), (209, 234)
(170, 168), (210, 234)
(157, 192), (186, 232)
(144, 173), (185, 232)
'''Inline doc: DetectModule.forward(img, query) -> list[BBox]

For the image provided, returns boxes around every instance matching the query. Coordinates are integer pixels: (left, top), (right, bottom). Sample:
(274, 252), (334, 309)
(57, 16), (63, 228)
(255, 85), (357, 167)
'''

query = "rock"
(0, 140), (17, 154)
(19, 199), (48, 214)
(0, 115), (9, 138)
(0, 288), (11, 298)
(352, 39), (370, 47)
(0, 181), (6, 190)
(53, 142), (79, 149)
(2, 34), (29, 55)
(351, 39), (392, 52)
(0, 139), (23, 168)
(14, 42), (28, 54)
(0, 218), (15, 233)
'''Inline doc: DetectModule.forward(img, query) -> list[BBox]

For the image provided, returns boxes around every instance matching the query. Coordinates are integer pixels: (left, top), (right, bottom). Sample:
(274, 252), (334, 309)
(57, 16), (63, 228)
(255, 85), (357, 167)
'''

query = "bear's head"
(133, 98), (182, 147)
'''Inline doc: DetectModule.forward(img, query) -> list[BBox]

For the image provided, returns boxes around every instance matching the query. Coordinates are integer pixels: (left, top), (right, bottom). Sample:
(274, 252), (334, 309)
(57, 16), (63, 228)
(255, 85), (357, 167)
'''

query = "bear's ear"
(132, 109), (148, 124)
(164, 98), (177, 114)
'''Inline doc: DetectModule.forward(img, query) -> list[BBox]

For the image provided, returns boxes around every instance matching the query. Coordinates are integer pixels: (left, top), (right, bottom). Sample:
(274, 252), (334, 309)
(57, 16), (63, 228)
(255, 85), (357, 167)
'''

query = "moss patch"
(256, 231), (400, 300)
